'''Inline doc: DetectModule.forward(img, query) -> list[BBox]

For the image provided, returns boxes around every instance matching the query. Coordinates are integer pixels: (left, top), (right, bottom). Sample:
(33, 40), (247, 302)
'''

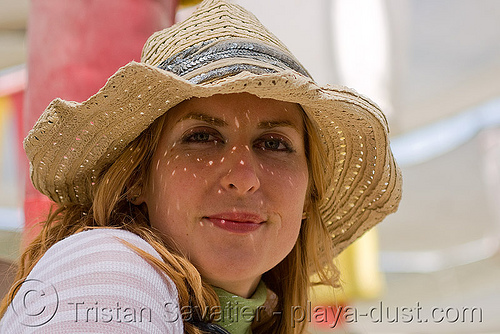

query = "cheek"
(263, 161), (309, 231)
(263, 160), (309, 201)
(145, 156), (212, 223)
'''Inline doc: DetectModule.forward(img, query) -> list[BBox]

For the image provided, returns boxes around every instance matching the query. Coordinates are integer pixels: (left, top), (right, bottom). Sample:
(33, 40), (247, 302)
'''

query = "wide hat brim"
(24, 61), (402, 255)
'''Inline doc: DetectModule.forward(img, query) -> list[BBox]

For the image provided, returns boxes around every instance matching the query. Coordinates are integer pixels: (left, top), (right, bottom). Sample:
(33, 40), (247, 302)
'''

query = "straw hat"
(24, 0), (402, 255)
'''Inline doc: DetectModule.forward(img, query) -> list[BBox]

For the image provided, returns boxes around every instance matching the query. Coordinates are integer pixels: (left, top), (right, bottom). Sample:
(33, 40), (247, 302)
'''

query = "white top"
(0, 229), (184, 333)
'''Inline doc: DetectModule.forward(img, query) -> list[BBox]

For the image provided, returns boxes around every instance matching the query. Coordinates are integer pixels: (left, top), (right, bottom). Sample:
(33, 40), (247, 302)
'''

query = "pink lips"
(204, 212), (264, 233)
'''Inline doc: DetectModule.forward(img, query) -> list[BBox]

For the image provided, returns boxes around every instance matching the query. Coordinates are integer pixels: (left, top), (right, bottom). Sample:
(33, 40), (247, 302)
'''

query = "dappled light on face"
(140, 93), (309, 296)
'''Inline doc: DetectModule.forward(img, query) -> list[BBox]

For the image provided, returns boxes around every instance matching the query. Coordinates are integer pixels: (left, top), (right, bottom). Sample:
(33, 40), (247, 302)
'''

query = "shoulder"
(32, 228), (171, 294)
(0, 228), (184, 333)
(48, 228), (161, 256)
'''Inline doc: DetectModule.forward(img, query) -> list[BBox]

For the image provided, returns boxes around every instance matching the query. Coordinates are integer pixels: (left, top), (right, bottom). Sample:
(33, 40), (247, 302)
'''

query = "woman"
(0, 0), (402, 333)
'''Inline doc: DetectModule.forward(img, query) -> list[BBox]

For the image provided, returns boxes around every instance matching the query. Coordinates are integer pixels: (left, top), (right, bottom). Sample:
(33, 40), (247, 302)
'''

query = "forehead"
(165, 93), (304, 126)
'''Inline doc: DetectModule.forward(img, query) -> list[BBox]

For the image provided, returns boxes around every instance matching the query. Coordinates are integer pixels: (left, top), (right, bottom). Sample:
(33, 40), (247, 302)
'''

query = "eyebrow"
(177, 112), (228, 127)
(257, 120), (298, 131)
(177, 112), (299, 131)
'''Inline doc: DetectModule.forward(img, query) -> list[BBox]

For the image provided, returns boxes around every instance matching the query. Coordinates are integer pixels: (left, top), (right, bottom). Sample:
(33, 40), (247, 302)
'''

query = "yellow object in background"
(179, 0), (203, 8)
(310, 228), (384, 306)
(0, 96), (14, 191)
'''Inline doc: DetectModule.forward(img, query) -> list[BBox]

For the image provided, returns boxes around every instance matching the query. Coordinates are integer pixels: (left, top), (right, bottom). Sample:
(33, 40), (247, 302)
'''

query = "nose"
(220, 146), (261, 195)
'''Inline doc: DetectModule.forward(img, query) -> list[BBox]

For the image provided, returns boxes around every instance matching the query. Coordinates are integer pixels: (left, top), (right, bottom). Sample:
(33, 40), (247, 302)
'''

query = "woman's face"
(141, 93), (309, 297)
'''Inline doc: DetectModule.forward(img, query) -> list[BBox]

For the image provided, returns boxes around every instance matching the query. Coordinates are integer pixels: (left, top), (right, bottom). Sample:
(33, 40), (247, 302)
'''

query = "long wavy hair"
(1, 100), (339, 333)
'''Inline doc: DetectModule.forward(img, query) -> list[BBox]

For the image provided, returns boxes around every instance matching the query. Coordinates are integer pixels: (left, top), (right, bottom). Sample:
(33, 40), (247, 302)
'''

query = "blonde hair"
(1, 102), (338, 333)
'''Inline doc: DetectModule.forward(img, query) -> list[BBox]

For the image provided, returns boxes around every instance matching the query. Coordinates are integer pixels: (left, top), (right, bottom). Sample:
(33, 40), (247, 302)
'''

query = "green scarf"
(212, 281), (268, 334)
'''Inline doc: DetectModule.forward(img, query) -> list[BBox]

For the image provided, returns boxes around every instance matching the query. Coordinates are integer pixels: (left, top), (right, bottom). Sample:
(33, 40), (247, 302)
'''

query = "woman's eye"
(255, 136), (294, 152)
(189, 132), (211, 142)
(181, 129), (222, 144)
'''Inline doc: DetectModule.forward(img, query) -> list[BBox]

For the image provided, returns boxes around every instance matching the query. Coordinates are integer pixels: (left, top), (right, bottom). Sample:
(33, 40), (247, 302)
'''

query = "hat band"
(157, 38), (311, 84)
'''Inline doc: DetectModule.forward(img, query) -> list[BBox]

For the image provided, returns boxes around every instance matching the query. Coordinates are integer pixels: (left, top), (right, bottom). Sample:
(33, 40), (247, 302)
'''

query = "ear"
(129, 193), (145, 205)
(127, 181), (146, 205)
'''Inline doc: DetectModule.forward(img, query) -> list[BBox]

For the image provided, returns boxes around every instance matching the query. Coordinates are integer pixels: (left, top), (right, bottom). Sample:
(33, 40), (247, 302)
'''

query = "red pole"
(23, 0), (178, 244)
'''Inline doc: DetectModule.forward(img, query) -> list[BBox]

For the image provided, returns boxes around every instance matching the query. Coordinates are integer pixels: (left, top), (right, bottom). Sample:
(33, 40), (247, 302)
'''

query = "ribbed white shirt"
(0, 229), (184, 333)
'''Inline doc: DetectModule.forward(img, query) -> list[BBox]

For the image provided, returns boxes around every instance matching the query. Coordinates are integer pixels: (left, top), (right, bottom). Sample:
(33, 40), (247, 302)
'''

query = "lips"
(204, 212), (264, 233)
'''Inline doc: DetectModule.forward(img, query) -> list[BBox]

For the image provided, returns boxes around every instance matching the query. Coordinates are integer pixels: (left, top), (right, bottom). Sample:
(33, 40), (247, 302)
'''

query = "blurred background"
(1, 0), (499, 333)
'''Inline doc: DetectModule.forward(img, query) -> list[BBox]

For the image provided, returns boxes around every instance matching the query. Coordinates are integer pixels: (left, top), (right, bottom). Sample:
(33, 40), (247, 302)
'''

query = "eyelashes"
(181, 127), (223, 145)
(180, 127), (295, 153)
(254, 135), (295, 152)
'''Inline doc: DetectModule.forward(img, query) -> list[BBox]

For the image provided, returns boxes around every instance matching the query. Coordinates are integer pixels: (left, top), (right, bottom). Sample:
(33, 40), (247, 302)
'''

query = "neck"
(209, 275), (261, 298)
